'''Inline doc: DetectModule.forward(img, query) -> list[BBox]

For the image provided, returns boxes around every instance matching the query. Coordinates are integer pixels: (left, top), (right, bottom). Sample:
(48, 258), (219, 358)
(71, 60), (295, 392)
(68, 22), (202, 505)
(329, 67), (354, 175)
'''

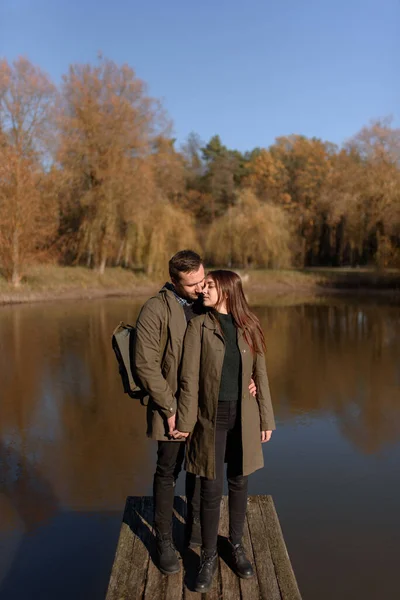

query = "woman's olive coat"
(176, 312), (275, 479)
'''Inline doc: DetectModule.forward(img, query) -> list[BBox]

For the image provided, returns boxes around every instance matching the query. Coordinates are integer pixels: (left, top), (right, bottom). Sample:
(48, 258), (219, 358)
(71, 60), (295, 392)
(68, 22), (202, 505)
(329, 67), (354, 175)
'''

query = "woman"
(172, 270), (275, 592)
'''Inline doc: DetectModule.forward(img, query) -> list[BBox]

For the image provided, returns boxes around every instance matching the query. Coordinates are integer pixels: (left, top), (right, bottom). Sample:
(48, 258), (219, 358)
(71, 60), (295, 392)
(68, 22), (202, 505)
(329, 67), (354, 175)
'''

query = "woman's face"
(202, 276), (220, 308)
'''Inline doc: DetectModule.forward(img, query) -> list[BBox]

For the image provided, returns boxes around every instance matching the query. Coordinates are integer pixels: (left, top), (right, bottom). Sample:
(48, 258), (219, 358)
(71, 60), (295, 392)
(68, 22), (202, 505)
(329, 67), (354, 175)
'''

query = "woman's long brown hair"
(207, 270), (266, 354)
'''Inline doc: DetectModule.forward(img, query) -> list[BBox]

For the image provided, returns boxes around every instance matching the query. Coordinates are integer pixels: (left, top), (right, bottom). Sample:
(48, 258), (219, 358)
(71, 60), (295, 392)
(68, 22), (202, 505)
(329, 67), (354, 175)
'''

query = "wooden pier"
(106, 495), (302, 599)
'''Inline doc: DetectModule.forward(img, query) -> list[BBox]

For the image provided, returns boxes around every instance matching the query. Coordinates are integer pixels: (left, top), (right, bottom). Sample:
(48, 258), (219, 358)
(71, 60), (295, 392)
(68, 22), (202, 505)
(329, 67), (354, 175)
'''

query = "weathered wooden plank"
(218, 496), (241, 598)
(142, 495), (165, 600)
(258, 496), (302, 600)
(246, 495), (282, 600)
(106, 496), (145, 600)
(143, 555), (165, 600)
(239, 506), (262, 600)
(125, 496), (154, 599)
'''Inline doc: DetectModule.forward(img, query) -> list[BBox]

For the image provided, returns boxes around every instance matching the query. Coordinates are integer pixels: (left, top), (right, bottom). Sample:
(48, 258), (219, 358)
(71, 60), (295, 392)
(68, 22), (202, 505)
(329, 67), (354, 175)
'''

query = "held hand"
(249, 378), (257, 398)
(171, 429), (190, 439)
(261, 430), (272, 443)
(167, 414), (176, 435)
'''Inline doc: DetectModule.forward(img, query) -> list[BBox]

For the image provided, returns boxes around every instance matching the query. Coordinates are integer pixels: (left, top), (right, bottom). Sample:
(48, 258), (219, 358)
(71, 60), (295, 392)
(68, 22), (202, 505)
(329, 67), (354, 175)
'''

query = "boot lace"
(199, 551), (217, 572)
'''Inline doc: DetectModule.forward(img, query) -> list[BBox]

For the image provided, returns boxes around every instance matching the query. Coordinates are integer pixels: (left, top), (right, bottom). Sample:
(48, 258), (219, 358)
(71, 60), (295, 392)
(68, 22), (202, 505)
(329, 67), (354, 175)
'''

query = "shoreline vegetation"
(1, 265), (399, 307)
(0, 57), (399, 292)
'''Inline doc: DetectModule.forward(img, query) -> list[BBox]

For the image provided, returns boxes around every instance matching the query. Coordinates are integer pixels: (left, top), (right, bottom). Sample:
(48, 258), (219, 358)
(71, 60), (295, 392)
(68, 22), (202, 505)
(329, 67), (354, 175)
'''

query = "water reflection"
(0, 296), (399, 599)
(255, 302), (400, 454)
(1, 298), (399, 509)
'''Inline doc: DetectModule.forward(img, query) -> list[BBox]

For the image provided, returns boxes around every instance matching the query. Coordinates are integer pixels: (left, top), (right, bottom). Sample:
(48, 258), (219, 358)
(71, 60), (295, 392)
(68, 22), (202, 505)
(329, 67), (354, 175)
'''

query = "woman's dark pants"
(201, 401), (248, 552)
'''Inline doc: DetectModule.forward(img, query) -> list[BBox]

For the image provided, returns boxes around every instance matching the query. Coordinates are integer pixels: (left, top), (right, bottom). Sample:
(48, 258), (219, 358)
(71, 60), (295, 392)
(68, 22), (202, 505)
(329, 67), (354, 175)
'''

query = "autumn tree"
(57, 57), (166, 274)
(243, 148), (289, 205)
(347, 120), (400, 267)
(0, 57), (57, 285)
(181, 132), (204, 182)
(200, 135), (246, 221)
(150, 136), (186, 205)
(206, 189), (292, 268)
(269, 135), (335, 265)
(321, 121), (400, 268)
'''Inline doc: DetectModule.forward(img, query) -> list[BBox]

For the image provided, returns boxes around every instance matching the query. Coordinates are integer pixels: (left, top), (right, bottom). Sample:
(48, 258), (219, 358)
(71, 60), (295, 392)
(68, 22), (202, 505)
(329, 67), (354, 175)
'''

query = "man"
(134, 250), (205, 575)
(134, 250), (256, 575)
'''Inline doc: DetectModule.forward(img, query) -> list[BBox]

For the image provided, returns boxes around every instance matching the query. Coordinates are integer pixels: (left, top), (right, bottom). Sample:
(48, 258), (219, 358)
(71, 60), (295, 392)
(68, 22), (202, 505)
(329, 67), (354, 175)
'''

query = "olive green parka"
(176, 313), (275, 479)
(134, 286), (188, 441)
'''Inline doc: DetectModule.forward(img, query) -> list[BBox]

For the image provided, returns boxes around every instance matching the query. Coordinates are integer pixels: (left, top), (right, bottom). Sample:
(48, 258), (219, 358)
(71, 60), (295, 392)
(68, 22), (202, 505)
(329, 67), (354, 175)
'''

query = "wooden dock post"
(106, 495), (302, 599)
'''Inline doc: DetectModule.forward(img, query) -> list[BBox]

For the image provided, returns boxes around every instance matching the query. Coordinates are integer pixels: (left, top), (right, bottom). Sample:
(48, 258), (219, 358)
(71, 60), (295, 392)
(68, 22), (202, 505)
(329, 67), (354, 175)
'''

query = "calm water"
(0, 295), (399, 600)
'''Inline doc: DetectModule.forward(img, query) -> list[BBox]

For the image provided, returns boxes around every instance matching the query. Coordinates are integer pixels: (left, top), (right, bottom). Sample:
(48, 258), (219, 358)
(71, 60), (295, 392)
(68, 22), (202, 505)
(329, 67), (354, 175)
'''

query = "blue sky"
(1, 0), (398, 152)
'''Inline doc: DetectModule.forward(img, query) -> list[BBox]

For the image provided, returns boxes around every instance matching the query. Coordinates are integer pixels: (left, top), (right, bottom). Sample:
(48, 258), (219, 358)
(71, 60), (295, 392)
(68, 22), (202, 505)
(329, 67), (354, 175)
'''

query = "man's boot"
(194, 549), (218, 593)
(155, 532), (181, 575)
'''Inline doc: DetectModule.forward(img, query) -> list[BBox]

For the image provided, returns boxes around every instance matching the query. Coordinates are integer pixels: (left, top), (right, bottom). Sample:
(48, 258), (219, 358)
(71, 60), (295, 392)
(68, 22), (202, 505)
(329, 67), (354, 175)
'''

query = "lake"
(0, 294), (399, 600)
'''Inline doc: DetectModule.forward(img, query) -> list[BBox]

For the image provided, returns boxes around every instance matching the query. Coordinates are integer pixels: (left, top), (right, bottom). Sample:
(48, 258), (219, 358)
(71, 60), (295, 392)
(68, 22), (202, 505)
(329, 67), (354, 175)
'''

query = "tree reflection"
(0, 298), (154, 517)
(256, 300), (400, 453)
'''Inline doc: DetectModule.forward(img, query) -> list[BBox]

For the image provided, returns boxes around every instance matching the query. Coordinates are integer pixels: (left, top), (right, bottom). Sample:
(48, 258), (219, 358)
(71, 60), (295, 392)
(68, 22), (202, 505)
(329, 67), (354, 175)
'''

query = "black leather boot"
(230, 540), (254, 579)
(186, 515), (201, 548)
(194, 549), (218, 593)
(156, 533), (180, 575)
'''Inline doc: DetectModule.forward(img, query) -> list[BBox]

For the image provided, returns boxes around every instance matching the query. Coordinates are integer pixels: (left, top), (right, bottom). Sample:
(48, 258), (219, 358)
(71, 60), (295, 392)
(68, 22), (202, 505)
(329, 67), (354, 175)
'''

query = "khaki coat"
(134, 287), (187, 441)
(176, 313), (275, 479)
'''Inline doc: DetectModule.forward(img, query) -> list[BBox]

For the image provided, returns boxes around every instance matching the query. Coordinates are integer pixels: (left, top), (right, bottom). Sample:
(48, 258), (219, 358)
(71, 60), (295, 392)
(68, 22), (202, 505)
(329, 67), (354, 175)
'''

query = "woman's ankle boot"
(229, 540), (254, 579)
(194, 549), (218, 592)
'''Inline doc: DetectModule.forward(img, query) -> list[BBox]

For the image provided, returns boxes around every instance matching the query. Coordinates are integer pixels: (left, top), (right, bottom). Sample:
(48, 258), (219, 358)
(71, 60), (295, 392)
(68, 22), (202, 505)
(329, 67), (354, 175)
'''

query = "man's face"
(172, 265), (205, 302)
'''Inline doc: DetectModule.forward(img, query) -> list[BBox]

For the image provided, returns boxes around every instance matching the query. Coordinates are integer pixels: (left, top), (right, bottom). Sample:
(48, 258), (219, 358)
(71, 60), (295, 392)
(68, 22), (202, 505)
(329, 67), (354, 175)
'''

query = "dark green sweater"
(217, 313), (241, 402)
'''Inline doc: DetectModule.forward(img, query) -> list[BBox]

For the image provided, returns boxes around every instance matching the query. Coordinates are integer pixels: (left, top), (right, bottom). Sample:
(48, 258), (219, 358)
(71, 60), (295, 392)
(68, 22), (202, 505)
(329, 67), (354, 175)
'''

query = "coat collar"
(159, 287), (187, 331)
(203, 312), (217, 330)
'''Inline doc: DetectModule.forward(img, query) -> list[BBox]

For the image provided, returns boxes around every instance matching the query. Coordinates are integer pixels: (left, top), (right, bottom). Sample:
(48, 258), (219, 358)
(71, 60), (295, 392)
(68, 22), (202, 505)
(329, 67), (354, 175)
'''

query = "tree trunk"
(116, 240), (124, 266)
(124, 241), (131, 268)
(11, 231), (21, 287)
(86, 233), (93, 268)
(98, 254), (107, 275)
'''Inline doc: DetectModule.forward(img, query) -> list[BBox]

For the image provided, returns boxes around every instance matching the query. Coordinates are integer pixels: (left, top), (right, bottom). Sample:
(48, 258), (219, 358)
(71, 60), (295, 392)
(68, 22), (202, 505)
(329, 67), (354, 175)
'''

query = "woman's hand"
(261, 430), (272, 443)
(171, 429), (190, 439)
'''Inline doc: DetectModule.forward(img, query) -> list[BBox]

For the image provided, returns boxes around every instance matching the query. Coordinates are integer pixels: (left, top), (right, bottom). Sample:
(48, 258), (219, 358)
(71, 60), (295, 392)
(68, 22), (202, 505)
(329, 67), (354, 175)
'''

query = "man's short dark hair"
(169, 250), (203, 281)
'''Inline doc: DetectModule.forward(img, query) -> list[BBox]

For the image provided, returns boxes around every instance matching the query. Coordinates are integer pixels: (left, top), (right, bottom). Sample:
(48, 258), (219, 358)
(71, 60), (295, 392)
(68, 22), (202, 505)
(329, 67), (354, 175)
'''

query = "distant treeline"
(0, 56), (399, 285)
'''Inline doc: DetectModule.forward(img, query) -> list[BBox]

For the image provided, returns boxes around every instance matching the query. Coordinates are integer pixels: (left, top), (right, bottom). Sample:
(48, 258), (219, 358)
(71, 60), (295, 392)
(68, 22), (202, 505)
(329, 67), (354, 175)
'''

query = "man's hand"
(171, 430), (190, 439)
(249, 378), (257, 397)
(261, 430), (272, 443)
(167, 414), (176, 436)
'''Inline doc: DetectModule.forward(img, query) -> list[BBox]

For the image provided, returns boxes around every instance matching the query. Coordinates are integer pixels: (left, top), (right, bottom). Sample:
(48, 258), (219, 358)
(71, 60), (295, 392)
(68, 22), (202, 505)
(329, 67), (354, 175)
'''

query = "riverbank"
(0, 266), (158, 306)
(1, 265), (400, 306)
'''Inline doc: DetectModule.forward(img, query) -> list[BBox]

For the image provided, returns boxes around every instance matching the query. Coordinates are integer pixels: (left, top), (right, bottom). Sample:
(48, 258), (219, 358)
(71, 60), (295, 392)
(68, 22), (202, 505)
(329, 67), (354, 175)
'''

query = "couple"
(134, 250), (275, 592)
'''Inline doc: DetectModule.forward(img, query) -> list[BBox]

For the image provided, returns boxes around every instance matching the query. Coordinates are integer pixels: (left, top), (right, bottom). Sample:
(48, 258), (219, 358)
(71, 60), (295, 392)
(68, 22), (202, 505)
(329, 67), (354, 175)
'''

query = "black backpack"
(112, 311), (168, 405)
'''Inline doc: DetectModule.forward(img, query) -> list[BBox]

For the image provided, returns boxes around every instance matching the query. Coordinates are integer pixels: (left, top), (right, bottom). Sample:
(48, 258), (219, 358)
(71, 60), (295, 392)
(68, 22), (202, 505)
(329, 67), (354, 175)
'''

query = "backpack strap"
(159, 300), (169, 361)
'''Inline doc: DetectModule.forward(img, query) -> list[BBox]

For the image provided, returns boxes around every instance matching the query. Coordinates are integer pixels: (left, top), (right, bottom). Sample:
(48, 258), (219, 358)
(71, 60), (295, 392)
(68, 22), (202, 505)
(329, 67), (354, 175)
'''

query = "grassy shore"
(0, 265), (158, 306)
(0, 264), (399, 306)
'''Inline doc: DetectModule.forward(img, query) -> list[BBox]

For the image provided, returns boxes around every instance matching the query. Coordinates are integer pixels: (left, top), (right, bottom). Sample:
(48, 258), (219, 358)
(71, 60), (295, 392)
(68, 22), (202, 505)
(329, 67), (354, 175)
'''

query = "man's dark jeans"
(153, 440), (201, 535)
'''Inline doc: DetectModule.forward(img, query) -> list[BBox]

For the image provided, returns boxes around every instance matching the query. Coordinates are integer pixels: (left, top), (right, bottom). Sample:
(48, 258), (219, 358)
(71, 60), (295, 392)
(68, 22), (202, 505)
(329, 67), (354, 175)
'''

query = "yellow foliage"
(134, 199), (200, 277)
(206, 189), (292, 268)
